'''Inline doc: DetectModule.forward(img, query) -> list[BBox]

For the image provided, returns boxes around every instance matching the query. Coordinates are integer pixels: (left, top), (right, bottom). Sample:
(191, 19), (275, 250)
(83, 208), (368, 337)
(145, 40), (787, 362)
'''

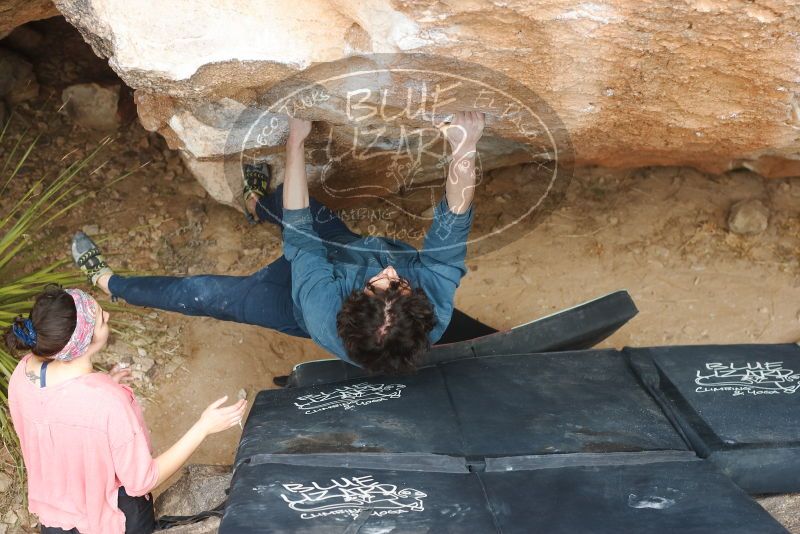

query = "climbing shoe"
(71, 231), (113, 286)
(242, 162), (272, 224)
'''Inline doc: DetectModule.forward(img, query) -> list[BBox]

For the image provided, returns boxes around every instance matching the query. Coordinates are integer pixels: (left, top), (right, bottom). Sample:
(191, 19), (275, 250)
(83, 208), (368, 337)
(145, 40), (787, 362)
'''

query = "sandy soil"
(2, 16), (800, 532)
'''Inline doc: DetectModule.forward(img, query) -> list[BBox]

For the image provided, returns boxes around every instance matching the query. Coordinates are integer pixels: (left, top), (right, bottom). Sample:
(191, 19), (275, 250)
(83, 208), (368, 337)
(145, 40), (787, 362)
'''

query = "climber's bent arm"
(283, 117), (312, 210)
(443, 111), (485, 215)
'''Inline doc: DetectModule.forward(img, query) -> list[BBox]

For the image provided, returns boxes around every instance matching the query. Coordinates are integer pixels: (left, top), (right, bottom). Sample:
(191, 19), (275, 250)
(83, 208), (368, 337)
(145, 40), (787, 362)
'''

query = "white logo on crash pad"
(695, 361), (800, 396)
(294, 383), (406, 414)
(279, 475), (427, 520)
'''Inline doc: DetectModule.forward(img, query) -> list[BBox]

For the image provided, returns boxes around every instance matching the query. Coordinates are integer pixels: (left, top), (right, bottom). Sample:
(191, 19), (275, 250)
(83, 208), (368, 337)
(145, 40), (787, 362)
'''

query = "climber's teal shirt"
(282, 199), (474, 366)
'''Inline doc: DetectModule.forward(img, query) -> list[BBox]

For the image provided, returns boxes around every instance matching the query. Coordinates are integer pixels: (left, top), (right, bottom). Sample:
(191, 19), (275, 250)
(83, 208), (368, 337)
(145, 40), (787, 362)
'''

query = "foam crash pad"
(434, 308), (498, 344)
(434, 289), (638, 360)
(220, 460), (496, 534)
(220, 454), (787, 533)
(627, 344), (800, 494)
(442, 351), (689, 456)
(482, 454), (788, 534)
(235, 367), (463, 466)
(287, 290), (639, 388)
(236, 350), (688, 466)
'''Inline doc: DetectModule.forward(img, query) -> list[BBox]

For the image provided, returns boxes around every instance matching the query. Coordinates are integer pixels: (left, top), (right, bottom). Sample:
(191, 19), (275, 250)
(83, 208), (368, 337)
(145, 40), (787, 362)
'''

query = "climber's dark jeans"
(108, 186), (357, 338)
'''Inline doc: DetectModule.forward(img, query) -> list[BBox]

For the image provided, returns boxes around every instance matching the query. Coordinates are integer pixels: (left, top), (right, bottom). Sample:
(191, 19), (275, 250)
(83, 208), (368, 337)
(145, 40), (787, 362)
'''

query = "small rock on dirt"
(135, 356), (155, 374)
(0, 48), (38, 104)
(2, 510), (16, 525)
(186, 181), (208, 199)
(81, 224), (100, 236)
(155, 464), (232, 517)
(727, 199), (769, 235)
(60, 83), (121, 131)
(0, 471), (12, 493)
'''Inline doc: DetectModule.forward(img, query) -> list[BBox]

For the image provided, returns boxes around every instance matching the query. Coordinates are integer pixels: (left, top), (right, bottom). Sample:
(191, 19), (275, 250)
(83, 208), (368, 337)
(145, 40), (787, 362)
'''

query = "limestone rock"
(0, 0), (59, 38)
(154, 464), (231, 517)
(48, 0), (800, 204)
(61, 83), (120, 131)
(728, 198), (770, 235)
(0, 47), (38, 104)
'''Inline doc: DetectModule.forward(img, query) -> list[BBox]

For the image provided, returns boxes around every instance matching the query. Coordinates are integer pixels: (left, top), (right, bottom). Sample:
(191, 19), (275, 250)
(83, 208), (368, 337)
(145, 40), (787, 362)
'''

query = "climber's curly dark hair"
(336, 286), (437, 375)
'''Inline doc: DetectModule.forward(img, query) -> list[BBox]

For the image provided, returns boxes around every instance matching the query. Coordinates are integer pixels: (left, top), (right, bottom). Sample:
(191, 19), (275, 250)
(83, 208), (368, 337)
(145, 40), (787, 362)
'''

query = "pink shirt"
(8, 355), (159, 534)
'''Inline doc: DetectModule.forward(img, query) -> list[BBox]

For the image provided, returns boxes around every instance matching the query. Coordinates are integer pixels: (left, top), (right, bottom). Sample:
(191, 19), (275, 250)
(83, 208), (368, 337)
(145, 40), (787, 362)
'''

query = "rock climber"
(72, 111), (485, 375)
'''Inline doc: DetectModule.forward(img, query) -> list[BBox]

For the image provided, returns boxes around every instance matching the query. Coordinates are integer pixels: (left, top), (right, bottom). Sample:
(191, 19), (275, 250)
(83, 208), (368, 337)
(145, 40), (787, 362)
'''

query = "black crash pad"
(220, 459), (496, 534)
(627, 343), (800, 494)
(434, 308), (498, 344)
(482, 454), (788, 534)
(235, 367), (463, 467)
(441, 351), (689, 457)
(235, 350), (687, 465)
(220, 454), (787, 533)
(287, 290), (639, 388)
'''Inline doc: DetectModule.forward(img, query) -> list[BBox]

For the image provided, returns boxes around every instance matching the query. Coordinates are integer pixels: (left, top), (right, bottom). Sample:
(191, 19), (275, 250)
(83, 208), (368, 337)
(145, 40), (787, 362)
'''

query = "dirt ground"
(2, 16), (800, 532)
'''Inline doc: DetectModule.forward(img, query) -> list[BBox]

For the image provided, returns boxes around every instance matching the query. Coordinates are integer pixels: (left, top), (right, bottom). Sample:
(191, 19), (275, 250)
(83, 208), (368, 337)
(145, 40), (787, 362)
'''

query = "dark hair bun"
(4, 316), (35, 353)
(3, 285), (77, 358)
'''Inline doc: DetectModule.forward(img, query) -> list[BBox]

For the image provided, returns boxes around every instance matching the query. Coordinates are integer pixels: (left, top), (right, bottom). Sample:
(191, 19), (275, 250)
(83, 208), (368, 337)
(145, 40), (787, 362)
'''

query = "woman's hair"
(4, 285), (77, 358)
(336, 286), (436, 375)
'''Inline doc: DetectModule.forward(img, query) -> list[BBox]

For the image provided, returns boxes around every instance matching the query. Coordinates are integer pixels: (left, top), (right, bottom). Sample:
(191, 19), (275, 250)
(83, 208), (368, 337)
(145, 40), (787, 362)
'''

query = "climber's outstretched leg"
(72, 232), (308, 337)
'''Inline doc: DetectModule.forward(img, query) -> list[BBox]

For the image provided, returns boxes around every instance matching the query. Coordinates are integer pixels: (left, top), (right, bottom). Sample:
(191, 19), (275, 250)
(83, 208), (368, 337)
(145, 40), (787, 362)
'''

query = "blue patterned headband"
(12, 318), (37, 347)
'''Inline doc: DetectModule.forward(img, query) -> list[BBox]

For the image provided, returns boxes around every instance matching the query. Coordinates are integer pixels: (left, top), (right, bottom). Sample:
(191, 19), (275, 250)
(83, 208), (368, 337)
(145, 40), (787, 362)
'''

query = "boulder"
(154, 464), (231, 517)
(0, 47), (38, 104)
(47, 0), (800, 205)
(728, 198), (770, 235)
(0, 0), (59, 38)
(60, 82), (120, 131)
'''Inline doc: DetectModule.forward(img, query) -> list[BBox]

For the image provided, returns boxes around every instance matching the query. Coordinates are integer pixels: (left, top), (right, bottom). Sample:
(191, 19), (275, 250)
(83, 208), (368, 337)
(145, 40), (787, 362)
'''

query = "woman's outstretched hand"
(197, 395), (248, 436)
(153, 394), (248, 489)
(109, 363), (133, 385)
